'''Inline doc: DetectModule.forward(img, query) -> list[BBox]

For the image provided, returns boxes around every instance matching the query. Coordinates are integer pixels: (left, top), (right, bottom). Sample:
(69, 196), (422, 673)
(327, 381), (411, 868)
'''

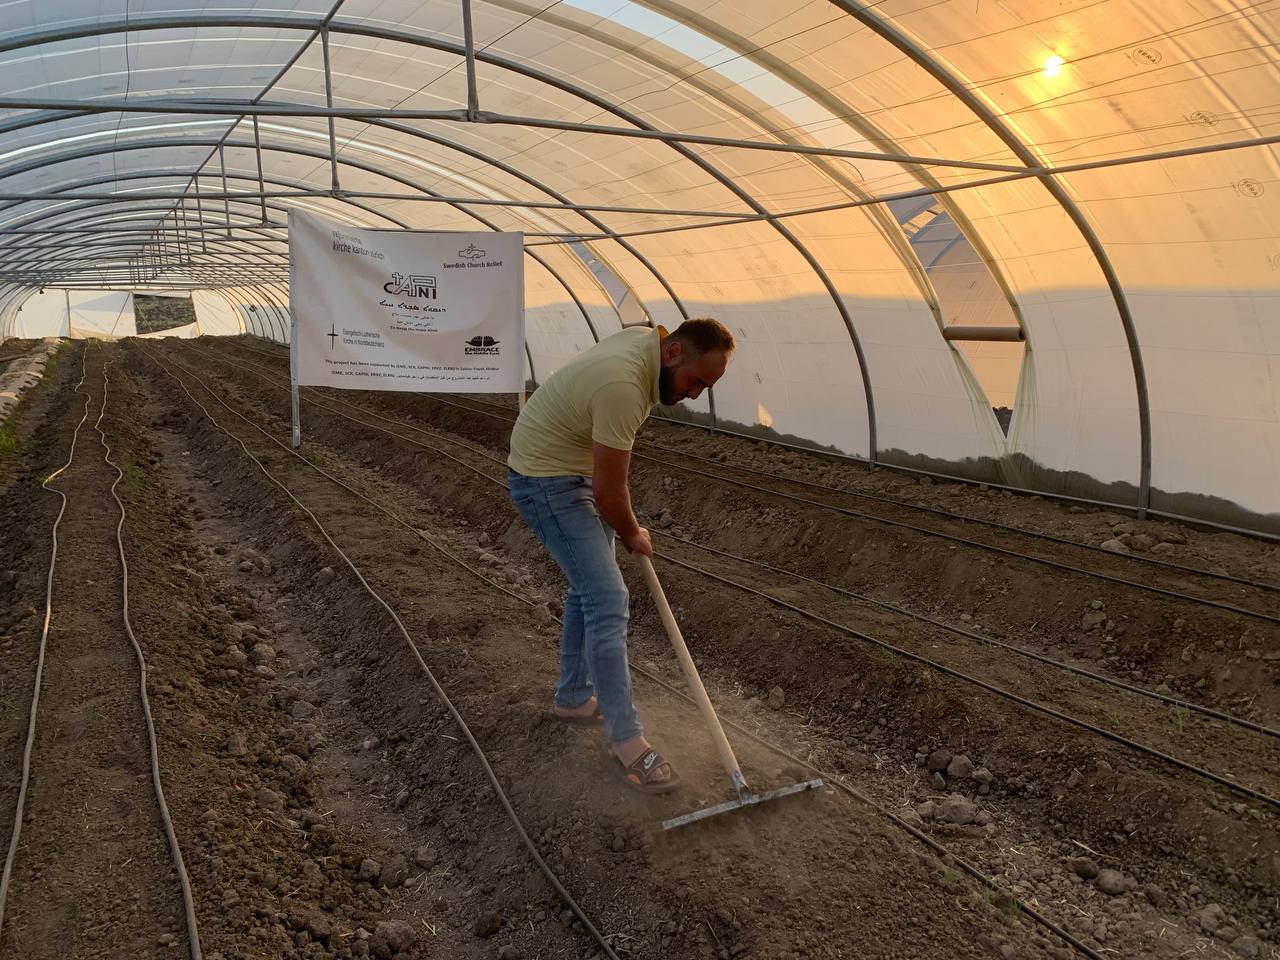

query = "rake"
(636, 554), (824, 830)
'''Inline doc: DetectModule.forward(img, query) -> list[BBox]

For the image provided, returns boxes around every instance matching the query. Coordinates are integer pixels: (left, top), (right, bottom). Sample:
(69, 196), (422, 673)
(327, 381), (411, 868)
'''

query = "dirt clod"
(379, 855), (409, 888)
(1067, 857), (1099, 880)
(371, 919), (416, 956)
(474, 911), (502, 937)
(1095, 869), (1129, 895)
(946, 754), (974, 779)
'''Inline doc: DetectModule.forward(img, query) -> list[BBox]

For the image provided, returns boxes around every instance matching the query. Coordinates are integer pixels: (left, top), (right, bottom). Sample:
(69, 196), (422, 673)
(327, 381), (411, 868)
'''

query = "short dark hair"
(670, 317), (735, 355)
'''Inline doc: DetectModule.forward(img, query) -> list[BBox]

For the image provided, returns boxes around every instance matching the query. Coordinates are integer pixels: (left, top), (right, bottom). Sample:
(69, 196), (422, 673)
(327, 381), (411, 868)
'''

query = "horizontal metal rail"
(0, 189), (763, 221)
(942, 325), (1024, 342)
(0, 97), (1027, 172)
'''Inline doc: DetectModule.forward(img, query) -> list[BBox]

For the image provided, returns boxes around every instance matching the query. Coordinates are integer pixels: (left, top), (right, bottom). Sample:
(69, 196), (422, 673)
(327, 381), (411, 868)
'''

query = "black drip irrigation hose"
(177, 341), (1114, 960)
(190, 341), (1279, 744)
(634, 453), (1280, 626)
(652, 550), (1280, 811)
(98, 351), (203, 958)
(136, 343), (624, 960)
(640, 435), (1280, 594)
(428, 391), (1280, 609)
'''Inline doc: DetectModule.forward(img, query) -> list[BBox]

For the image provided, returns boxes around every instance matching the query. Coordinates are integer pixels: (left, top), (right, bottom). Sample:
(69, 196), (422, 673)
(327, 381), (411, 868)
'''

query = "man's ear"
(661, 338), (684, 366)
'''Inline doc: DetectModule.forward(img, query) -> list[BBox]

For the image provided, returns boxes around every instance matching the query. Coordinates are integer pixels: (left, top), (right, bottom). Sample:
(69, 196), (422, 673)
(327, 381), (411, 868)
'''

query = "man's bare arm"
(591, 442), (653, 556)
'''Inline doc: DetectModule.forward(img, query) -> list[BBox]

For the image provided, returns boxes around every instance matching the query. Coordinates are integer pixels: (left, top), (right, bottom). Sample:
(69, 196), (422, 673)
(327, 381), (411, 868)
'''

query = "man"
(507, 318), (736, 793)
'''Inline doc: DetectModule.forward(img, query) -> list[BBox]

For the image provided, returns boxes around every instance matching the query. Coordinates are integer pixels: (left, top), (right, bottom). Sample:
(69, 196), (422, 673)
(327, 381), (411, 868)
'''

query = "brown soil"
(1, 346), (184, 957)
(1, 335), (1276, 960)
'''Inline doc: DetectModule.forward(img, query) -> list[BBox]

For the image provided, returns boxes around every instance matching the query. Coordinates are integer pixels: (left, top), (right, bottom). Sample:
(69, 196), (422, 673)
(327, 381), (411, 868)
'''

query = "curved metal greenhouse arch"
(0, 14), (884, 457)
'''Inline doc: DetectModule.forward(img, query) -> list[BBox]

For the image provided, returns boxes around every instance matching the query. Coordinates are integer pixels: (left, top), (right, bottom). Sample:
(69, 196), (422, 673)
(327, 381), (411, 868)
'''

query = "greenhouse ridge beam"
(0, 190), (760, 221)
(2, 134), (1275, 240)
(0, 97), (1028, 173)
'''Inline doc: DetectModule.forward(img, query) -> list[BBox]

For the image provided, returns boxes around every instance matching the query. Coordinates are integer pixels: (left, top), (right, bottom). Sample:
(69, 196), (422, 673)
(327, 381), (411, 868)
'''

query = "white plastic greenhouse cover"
(2, 288), (136, 338)
(0, 1), (1276, 533)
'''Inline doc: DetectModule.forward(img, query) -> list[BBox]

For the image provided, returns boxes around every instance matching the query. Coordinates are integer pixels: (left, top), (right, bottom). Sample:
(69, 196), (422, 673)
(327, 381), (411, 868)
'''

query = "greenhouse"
(0, 2), (1277, 958)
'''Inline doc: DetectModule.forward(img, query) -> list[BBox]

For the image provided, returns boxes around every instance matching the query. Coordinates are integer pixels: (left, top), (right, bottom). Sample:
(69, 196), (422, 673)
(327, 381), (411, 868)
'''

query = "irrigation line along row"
(0, 345), (203, 960)
(641, 436), (1280, 595)
(98, 351), (203, 959)
(0, 346), (91, 941)
(407, 380), (1280, 608)
(219, 340), (1280, 600)
(193, 341), (1278, 742)
(161, 340), (1111, 960)
(410, 386), (1280, 598)
(134, 343), (624, 960)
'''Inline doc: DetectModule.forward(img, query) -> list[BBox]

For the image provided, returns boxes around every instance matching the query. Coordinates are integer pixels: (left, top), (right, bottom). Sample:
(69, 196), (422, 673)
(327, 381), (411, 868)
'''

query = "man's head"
(657, 317), (735, 406)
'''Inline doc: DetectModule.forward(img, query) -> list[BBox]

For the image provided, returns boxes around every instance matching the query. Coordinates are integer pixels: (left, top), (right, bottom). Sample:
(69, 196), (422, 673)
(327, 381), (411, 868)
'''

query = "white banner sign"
(289, 211), (524, 392)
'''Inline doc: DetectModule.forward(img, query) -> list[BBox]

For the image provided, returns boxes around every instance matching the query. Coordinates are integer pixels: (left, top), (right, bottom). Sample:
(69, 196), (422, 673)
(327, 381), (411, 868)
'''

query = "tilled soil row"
(188, 340), (1280, 796)
(204, 338), (1280, 734)
(127, 339), (1090, 960)
(113, 345), (617, 960)
(0, 341), (77, 852)
(167, 339), (1278, 958)
(1, 345), (185, 959)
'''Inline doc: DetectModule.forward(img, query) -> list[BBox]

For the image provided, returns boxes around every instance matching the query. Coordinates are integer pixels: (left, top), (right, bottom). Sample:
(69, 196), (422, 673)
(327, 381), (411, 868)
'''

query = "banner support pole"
(516, 233), (525, 410)
(291, 374), (301, 448)
(289, 263), (301, 447)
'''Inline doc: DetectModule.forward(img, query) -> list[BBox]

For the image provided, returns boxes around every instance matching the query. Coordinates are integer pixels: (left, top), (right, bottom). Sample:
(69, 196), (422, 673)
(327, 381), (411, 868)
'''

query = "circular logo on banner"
(1234, 179), (1265, 199)
(1130, 47), (1163, 66)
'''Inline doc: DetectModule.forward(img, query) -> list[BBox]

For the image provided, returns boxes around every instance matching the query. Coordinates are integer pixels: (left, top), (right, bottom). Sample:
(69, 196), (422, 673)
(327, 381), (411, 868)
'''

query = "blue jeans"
(508, 471), (642, 745)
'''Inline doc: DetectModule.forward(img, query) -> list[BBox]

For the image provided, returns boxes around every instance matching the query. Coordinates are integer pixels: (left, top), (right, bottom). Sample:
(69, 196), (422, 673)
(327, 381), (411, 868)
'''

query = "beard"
(658, 365), (680, 405)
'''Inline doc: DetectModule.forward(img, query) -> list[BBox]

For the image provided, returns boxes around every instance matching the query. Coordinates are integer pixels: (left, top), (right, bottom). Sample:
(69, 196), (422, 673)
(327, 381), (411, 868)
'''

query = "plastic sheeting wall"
(2, 0), (1278, 532)
(1, 289), (136, 339)
(191, 291), (245, 337)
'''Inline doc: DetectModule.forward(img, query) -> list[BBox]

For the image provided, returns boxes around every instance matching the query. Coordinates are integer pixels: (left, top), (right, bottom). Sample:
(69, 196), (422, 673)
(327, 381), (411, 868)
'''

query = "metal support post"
(218, 143), (232, 239)
(252, 116), (268, 224)
(290, 320), (301, 447)
(194, 178), (208, 253)
(321, 27), (340, 194)
(461, 0), (480, 121)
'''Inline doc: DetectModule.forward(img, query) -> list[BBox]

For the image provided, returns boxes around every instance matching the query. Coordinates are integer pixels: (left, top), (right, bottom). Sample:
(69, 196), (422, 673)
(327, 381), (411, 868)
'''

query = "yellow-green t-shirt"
(508, 326), (663, 477)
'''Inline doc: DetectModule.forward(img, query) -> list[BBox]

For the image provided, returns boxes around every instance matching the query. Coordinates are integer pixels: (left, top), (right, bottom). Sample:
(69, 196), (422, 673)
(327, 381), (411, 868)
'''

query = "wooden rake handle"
(635, 554), (750, 798)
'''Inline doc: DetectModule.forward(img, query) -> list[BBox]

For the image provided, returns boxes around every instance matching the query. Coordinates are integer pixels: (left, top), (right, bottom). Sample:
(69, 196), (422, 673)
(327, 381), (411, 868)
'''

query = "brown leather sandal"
(611, 747), (682, 794)
(552, 705), (604, 726)
(551, 698), (604, 726)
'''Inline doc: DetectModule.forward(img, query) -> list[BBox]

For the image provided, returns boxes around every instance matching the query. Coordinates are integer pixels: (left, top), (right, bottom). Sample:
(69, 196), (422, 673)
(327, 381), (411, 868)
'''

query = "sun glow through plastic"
(1043, 54), (1065, 78)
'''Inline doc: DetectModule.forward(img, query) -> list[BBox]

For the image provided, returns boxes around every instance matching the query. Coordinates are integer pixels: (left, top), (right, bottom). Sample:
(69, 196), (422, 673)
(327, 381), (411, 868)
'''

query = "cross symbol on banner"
(327, 324), (339, 349)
